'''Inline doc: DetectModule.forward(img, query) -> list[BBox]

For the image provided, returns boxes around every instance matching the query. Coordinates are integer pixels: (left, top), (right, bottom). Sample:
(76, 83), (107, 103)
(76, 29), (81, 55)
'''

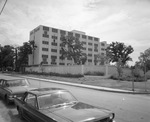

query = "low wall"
(25, 65), (131, 76)
(25, 65), (82, 75)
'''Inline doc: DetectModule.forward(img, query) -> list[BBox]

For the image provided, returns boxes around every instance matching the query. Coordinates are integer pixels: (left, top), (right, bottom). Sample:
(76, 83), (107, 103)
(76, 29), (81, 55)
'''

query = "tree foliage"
(96, 53), (110, 65)
(60, 35), (87, 65)
(106, 42), (134, 65)
(135, 48), (150, 72)
(0, 45), (14, 70)
(17, 42), (32, 69)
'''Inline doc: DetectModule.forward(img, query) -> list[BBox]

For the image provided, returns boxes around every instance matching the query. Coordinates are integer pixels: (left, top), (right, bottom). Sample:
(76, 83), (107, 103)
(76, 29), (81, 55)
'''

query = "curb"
(3, 73), (150, 94)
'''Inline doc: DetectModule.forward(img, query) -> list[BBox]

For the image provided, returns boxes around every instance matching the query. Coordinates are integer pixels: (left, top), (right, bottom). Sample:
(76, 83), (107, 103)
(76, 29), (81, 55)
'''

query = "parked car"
(0, 78), (35, 104)
(15, 87), (115, 122)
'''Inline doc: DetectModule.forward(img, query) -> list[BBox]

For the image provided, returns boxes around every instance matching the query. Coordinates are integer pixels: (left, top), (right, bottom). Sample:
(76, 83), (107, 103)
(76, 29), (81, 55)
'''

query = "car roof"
(28, 87), (68, 96)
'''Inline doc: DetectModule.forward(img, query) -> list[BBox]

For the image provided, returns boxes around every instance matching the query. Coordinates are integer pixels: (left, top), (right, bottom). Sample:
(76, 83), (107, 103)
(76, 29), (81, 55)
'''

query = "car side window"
(0, 80), (3, 86)
(25, 93), (38, 109)
(2, 81), (6, 87)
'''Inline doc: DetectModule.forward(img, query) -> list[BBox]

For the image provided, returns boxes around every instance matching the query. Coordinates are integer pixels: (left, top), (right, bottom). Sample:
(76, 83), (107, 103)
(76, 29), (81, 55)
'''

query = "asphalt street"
(0, 74), (150, 122)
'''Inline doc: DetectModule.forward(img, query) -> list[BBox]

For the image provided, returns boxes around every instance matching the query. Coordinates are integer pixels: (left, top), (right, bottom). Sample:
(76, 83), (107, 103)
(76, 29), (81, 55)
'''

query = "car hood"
(6, 86), (35, 94)
(42, 102), (111, 122)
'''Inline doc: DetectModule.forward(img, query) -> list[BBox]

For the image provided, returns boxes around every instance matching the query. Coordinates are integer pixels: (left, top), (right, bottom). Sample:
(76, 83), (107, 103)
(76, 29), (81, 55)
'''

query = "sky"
(0, 0), (150, 65)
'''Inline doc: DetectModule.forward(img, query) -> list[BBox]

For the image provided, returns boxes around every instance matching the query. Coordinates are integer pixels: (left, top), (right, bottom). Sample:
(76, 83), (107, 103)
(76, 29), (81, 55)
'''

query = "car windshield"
(38, 91), (77, 109)
(6, 79), (29, 87)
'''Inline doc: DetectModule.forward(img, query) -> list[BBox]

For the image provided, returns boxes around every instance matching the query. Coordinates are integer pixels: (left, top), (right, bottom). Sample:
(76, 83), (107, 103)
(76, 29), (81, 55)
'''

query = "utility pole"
(143, 54), (147, 92)
(0, 0), (8, 15)
(15, 47), (18, 71)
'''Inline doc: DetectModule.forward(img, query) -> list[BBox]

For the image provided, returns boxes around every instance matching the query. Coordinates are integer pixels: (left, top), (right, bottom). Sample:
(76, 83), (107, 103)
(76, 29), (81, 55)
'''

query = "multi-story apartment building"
(28, 25), (108, 66)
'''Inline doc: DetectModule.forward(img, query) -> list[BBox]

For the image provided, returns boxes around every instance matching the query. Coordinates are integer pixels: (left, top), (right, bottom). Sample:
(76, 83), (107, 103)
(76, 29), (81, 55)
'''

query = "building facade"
(28, 25), (108, 66)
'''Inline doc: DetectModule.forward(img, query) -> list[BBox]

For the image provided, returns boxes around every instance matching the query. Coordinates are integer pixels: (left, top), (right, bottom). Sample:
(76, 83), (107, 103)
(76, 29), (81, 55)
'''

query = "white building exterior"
(28, 25), (108, 66)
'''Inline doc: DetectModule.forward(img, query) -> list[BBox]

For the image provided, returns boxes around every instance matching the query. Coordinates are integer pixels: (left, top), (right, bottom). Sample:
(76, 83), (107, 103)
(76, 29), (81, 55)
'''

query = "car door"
(22, 93), (46, 122)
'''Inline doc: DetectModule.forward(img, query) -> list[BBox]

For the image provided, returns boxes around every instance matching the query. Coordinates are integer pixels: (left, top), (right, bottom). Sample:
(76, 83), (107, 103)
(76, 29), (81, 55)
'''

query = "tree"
(136, 48), (150, 72)
(17, 42), (32, 71)
(29, 40), (37, 65)
(0, 45), (14, 70)
(106, 42), (134, 81)
(106, 42), (134, 65)
(60, 35), (87, 65)
(96, 53), (110, 65)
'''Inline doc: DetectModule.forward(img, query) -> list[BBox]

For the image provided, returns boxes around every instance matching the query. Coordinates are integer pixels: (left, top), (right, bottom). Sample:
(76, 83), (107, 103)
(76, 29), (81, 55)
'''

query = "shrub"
(110, 73), (146, 82)
(84, 71), (105, 76)
(134, 76), (146, 82)
(24, 71), (84, 78)
(146, 70), (150, 79)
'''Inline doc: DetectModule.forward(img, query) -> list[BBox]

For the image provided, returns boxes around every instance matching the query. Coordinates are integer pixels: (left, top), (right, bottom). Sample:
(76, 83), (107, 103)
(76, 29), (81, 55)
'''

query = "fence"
(25, 65), (131, 76)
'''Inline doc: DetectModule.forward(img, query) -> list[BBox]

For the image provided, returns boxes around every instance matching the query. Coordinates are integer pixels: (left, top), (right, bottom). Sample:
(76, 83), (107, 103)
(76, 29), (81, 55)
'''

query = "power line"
(0, 0), (8, 15)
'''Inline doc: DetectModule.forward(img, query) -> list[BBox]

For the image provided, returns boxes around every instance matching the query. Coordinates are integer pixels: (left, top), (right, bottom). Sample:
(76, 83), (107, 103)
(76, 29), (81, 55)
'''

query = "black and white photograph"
(0, 0), (150, 122)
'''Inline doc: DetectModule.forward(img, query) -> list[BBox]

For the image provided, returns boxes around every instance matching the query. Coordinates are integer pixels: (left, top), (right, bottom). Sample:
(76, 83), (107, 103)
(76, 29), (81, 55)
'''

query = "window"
(88, 54), (92, 57)
(94, 37), (99, 41)
(51, 49), (57, 52)
(88, 59), (92, 62)
(88, 42), (92, 46)
(88, 48), (92, 51)
(60, 43), (63, 47)
(101, 43), (105, 46)
(94, 49), (98, 52)
(59, 50), (62, 54)
(101, 48), (105, 51)
(59, 56), (64, 60)
(82, 35), (87, 39)
(43, 31), (49, 38)
(43, 26), (49, 31)
(82, 53), (86, 55)
(42, 48), (48, 51)
(68, 32), (73, 36)
(51, 42), (57, 46)
(60, 30), (66, 35)
(42, 41), (49, 45)
(52, 28), (58, 33)
(51, 55), (57, 59)
(94, 44), (98, 47)
(75, 33), (80, 38)
(94, 44), (98, 52)
(42, 56), (48, 64)
(51, 62), (57, 65)
(52, 35), (58, 40)
(51, 58), (56, 62)
(88, 36), (93, 40)
(59, 63), (65, 65)
(25, 93), (37, 108)
(94, 54), (97, 59)
(82, 47), (86, 50)
(42, 55), (48, 58)
(82, 41), (86, 45)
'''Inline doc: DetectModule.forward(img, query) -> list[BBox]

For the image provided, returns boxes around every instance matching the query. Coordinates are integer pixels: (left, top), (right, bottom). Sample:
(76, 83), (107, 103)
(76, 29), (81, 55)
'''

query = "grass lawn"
(26, 74), (150, 93)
